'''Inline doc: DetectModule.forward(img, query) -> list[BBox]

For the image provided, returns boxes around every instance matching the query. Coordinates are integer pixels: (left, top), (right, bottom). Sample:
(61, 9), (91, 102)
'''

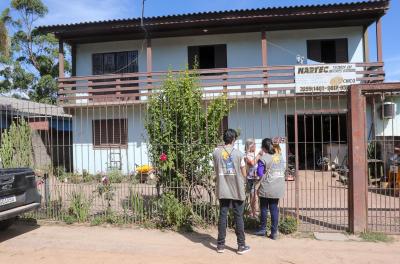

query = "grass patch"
(360, 232), (394, 243)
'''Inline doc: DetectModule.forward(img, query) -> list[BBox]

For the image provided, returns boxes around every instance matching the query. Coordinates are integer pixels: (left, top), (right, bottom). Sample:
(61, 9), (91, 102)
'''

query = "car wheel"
(0, 218), (16, 231)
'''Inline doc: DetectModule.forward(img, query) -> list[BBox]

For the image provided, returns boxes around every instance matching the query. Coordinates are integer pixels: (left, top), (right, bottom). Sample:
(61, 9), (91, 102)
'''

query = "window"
(92, 119), (127, 147)
(92, 51), (138, 75)
(188, 44), (227, 69)
(307, 39), (348, 63)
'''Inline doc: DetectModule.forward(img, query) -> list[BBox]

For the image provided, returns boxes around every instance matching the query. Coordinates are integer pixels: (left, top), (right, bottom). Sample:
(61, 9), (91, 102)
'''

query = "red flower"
(101, 176), (109, 185)
(160, 153), (167, 162)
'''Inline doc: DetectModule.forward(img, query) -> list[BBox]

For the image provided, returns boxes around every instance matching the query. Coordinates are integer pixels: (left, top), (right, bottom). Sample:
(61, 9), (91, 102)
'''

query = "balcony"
(58, 62), (384, 107)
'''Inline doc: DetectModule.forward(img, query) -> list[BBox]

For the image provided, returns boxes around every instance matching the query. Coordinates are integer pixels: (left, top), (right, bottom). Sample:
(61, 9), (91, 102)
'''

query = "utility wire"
(112, 0), (147, 74)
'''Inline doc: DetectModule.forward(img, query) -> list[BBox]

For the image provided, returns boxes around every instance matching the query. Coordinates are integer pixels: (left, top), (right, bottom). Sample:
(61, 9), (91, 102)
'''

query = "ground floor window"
(92, 119), (127, 148)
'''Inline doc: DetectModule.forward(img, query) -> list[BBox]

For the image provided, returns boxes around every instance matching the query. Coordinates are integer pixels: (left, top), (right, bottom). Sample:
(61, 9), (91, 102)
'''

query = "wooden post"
(146, 38), (152, 73)
(146, 38), (152, 98)
(376, 18), (383, 62)
(261, 31), (268, 66)
(58, 40), (65, 78)
(71, 44), (77, 76)
(363, 26), (369, 63)
(261, 31), (268, 102)
(348, 85), (368, 233)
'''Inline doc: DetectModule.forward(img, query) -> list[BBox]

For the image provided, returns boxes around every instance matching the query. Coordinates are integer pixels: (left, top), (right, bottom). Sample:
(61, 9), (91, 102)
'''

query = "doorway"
(286, 113), (348, 169)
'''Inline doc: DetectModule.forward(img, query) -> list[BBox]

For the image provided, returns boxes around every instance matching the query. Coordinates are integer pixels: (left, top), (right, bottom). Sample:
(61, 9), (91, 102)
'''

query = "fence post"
(347, 85), (368, 233)
(44, 172), (50, 208)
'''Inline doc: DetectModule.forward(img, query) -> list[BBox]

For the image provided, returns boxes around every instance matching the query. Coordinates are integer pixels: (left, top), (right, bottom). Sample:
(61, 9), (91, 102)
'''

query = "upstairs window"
(92, 51), (138, 75)
(307, 39), (348, 63)
(92, 119), (127, 148)
(188, 44), (227, 69)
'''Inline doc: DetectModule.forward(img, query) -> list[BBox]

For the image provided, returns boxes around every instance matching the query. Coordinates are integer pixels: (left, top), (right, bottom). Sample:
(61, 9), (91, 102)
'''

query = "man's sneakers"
(237, 245), (251, 255)
(217, 245), (251, 255)
(216, 245), (225, 253)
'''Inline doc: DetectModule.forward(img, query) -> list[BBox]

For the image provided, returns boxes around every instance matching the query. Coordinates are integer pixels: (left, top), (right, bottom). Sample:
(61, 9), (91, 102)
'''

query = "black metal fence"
(1, 85), (399, 233)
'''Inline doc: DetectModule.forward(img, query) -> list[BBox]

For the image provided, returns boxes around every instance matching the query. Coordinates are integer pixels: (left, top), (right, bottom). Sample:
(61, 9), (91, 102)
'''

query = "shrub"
(63, 215), (76, 225)
(91, 211), (125, 226)
(82, 170), (95, 183)
(191, 202), (218, 225)
(90, 216), (103, 226)
(360, 232), (394, 243)
(46, 198), (63, 217)
(107, 168), (125, 183)
(156, 193), (193, 231)
(54, 166), (69, 182)
(0, 118), (33, 168)
(145, 69), (233, 193)
(68, 191), (92, 223)
(96, 176), (115, 212)
(278, 216), (298, 234)
(128, 190), (145, 221)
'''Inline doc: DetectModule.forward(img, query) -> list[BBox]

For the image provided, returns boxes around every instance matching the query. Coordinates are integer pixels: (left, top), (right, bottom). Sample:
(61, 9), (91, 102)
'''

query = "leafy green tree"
(0, 0), (70, 103)
(0, 8), (11, 58)
(145, 70), (232, 197)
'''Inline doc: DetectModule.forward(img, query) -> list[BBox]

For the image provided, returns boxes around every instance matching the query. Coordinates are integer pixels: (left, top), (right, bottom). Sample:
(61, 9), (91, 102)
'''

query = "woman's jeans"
(259, 197), (279, 235)
(217, 199), (246, 247)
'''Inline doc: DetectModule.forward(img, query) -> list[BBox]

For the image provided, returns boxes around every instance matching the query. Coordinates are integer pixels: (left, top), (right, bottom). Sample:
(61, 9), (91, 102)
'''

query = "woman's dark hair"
(261, 138), (275, 155)
(223, 129), (238, 145)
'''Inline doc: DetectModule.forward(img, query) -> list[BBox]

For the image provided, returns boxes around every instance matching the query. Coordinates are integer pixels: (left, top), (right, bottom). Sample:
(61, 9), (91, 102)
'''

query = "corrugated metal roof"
(0, 97), (71, 118)
(37, 0), (390, 31)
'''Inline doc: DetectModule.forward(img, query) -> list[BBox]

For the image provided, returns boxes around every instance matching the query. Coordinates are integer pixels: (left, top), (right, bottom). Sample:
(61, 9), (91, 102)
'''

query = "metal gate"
(365, 89), (400, 233)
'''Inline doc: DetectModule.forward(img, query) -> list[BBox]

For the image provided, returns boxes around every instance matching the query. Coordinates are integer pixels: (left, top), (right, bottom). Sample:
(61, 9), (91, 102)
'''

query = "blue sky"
(1, 0), (399, 81)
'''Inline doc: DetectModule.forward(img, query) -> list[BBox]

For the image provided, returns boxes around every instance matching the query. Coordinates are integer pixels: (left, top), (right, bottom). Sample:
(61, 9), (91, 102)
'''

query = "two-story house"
(39, 0), (391, 174)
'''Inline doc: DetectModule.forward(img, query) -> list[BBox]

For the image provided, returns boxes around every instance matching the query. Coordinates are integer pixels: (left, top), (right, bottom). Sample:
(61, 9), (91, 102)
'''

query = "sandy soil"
(0, 224), (399, 264)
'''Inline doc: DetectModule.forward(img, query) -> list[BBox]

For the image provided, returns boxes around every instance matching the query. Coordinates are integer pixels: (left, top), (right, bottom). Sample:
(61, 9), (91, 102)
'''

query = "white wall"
(266, 27), (364, 65)
(76, 26), (364, 76)
(72, 98), (348, 174)
(72, 26), (368, 173)
(366, 97), (400, 137)
(76, 40), (147, 76)
(72, 105), (148, 174)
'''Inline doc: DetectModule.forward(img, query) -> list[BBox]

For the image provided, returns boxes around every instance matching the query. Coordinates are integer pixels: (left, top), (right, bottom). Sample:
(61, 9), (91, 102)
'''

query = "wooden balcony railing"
(58, 62), (384, 105)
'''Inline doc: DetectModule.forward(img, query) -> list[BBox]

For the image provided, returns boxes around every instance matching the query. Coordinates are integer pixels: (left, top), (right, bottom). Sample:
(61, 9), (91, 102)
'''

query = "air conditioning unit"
(382, 102), (396, 119)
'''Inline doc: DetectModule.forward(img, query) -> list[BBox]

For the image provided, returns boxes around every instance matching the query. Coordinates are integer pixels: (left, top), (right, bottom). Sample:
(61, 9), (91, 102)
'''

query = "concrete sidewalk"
(0, 224), (399, 264)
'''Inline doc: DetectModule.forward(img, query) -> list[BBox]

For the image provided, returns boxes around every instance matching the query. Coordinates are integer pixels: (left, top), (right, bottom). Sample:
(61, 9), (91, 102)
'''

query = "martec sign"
(295, 64), (359, 93)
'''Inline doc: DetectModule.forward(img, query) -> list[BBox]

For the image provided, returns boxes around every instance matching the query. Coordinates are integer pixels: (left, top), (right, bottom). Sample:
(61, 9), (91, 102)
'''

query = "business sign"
(295, 64), (359, 93)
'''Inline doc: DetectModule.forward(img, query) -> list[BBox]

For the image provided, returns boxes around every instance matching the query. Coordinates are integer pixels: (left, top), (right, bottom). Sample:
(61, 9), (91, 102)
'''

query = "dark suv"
(0, 168), (41, 230)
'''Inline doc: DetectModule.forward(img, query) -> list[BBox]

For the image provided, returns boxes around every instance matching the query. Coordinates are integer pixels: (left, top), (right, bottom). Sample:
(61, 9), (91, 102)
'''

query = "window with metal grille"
(92, 119), (127, 147)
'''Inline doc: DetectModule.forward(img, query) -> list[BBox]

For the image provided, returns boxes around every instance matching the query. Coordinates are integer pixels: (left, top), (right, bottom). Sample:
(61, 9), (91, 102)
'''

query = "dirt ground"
(0, 224), (399, 264)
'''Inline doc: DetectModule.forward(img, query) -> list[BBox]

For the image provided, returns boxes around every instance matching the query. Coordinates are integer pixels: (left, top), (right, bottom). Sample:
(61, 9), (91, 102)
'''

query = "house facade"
(39, 0), (394, 174)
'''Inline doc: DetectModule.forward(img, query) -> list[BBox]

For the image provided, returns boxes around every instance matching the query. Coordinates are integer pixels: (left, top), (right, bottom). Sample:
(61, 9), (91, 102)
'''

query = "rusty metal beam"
(348, 85), (368, 233)
(294, 112), (300, 221)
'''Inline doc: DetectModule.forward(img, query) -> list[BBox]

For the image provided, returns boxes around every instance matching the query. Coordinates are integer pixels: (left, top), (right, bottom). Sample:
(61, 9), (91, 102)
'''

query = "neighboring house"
(0, 97), (73, 172)
(38, 0), (396, 174)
